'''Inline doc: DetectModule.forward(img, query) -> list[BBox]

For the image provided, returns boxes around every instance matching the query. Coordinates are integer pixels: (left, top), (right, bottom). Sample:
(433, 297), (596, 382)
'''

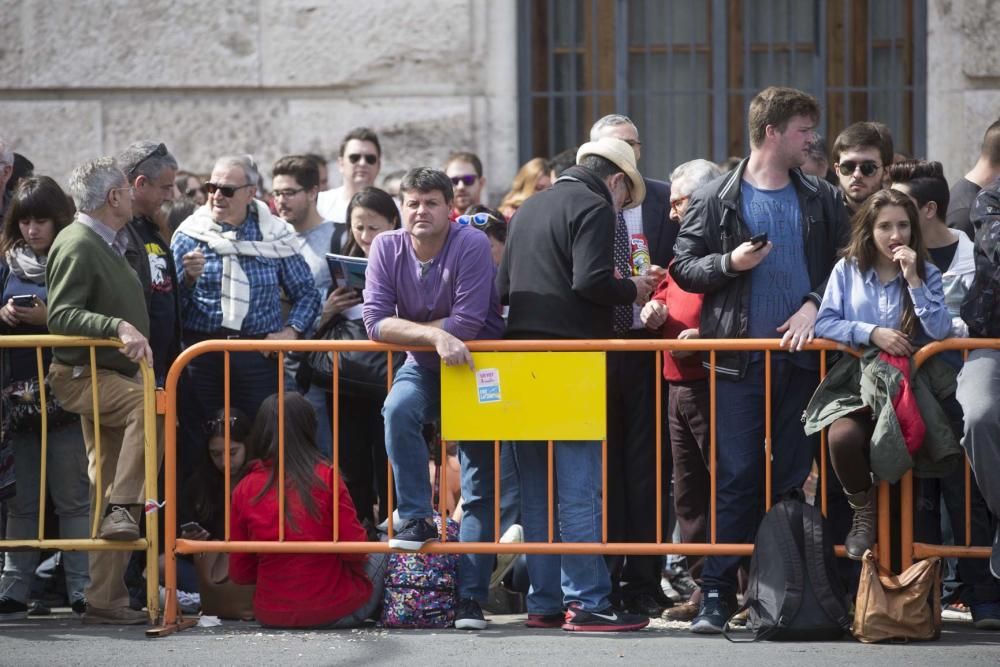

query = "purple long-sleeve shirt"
(363, 223), (505, 370)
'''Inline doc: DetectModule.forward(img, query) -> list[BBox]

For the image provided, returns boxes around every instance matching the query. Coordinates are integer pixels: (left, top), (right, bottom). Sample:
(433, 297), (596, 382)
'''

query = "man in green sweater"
(46, 156), (154, 625)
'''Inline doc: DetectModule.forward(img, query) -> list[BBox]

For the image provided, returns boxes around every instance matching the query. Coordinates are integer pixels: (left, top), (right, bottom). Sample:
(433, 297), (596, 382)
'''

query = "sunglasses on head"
(450, 175), (477, 186)
(129, 142), (168, 177)
(457, 212), (503, 230)
(205, 182), (253, 197)
(205, 415), (242, 434)
(347, 153), (378, 166)
(838, 160), (881, 177)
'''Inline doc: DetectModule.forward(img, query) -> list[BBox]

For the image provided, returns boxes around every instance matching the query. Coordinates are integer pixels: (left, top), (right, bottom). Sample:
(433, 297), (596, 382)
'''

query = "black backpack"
(724, 491), (851, 642)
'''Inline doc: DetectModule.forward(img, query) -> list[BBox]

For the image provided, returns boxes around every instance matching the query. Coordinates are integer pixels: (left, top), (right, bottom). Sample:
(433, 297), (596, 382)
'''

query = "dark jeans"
(605, 349), (668, 600)
(701, 353), (819, 594)
(327, 392), (390, 527)
(668, 379), (710, 583)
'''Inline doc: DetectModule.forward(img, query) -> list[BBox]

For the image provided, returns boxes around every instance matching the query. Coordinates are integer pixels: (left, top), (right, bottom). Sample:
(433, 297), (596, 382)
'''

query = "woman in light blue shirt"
(814, 189), (949, 559)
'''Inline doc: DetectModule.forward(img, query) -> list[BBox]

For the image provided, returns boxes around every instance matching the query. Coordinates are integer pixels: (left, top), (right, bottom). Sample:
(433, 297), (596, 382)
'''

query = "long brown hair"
(0, 176), (75, 257)
(249, 392), (327, 531)
(840, 188), (928, 337)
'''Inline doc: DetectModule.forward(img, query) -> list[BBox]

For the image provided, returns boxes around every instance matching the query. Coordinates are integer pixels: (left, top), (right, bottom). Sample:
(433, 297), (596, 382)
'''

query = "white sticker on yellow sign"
(476, 368), (501, 403)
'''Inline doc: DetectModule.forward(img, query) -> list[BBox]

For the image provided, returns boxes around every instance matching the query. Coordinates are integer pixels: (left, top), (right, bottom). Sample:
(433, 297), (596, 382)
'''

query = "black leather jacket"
(669, 158), (849, 379)
(962, 180), (1000, 337)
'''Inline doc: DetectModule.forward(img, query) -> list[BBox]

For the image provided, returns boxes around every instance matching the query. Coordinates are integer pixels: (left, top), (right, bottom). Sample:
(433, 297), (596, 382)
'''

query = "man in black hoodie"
(497, 138), (655, 632)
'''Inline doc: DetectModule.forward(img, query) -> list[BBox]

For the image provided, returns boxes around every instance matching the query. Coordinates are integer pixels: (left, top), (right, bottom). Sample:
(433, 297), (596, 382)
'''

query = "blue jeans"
(701, 354), (819, 594)
(513, 440), (610, 614)
(382, 363), (496, 602)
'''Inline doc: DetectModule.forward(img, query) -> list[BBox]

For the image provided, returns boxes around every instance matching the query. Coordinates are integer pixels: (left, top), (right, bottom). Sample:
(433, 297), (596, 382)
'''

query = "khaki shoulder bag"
(852, 550), (941, 643)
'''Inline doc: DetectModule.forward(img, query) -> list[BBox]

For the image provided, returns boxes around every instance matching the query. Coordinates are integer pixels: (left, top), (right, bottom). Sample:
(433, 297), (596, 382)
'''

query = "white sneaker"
(490, 524), (524, 589)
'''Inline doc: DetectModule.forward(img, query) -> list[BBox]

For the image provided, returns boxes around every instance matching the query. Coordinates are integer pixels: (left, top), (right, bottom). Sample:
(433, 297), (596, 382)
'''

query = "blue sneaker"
(690, 588), (734, 634)
(971, 600), (1000, 630)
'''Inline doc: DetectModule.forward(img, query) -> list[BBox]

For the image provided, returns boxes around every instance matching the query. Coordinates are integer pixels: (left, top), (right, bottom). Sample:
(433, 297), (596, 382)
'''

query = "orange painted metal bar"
(35, 347), (48, 541)
(385, 351), (394, 542)
(709, 349), (717, 544)
(601, 439), (608, 544)
(439, 439), (449, 542)
(900, 471), (914, 570)
(654, 349), (663, 544)
(547, 440), (554, 543)
(493, 440), (501, 542)
(877, 481), (891, 566)
(89, 346), (103, 538)
(764, 349), (772, 511)
(912, 543), (992, 559)
(223, 351), (231, 542)
(277, 352), (286, 542)
(332, 350), (340, 542)
(819, 351), (828, 517)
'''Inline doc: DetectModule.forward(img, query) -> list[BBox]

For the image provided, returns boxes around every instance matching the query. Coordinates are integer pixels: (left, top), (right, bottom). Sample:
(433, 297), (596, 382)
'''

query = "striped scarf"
(176, 199), (302, 330)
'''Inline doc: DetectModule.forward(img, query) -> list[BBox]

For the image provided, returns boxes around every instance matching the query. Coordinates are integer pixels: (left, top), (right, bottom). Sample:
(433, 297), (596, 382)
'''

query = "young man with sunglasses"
(671, 86), (849, 634)
(317, 127), (384, 253)
(445, 151), (487, 219)
(832, 121), (894, 215)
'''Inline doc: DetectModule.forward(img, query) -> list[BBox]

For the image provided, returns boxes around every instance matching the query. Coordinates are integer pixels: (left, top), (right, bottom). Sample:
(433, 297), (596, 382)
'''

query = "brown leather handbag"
(193, 552), (256, 621)
(852, 550), (942, 643)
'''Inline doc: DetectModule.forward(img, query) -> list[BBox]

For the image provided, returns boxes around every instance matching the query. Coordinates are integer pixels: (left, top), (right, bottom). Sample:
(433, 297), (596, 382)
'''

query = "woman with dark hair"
(310, 187), (400, 528)
(461, 205), (507, 268)
(0, 176), (90, 619)
(229, 392), (385, 628)
(811, 189), (950, 560)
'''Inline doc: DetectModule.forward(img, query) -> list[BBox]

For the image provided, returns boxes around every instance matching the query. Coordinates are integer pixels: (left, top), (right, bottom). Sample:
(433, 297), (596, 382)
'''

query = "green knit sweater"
(46, 221), (150, 376)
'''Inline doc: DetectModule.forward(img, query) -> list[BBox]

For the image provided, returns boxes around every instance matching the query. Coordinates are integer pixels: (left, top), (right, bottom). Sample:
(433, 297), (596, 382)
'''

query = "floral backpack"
(379, 515), (459, 628)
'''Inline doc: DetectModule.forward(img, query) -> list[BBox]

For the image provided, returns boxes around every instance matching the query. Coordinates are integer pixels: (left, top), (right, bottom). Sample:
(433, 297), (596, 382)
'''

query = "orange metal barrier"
(155, 336), (894, 636)
(0, 335), (160, 622)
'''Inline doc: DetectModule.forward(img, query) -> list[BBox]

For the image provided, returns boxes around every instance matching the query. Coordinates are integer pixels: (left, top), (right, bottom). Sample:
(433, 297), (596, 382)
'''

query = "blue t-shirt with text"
(740, 181), (811, 339)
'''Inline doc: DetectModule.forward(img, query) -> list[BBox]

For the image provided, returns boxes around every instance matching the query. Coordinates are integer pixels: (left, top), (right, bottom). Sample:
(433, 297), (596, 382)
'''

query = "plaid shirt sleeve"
(278, 253), (321, 333)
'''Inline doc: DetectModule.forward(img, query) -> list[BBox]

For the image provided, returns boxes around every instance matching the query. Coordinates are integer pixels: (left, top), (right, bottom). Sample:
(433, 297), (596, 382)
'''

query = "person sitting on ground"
(812, 189), (950, 559)
(229, 392), (385, 628)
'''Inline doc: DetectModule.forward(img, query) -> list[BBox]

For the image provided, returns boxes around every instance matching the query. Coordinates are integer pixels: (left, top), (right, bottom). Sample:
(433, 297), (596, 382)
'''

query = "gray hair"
(213, 154), (259, 187)
(68, 156), (127, 213)
(0, 137), (13, 166)
(117, 140), (178, 183)
(590, 114), (637, 141)
(669, 159), (722, 196)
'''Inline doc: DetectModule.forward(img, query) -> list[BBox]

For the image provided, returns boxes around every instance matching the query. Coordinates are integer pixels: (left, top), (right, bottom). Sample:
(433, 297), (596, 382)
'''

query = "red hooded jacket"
(229, 460), (372, 627)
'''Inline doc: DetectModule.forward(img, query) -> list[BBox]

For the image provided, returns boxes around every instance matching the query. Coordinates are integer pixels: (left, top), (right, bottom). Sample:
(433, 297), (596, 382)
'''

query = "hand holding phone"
(11, 295), (36, 308)
(749, 233), (768, 251)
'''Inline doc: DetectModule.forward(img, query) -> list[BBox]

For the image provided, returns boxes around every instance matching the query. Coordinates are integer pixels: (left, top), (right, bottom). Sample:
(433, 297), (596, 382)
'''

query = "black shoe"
(690, 588), (734, 634)
(454, 598), (488, 630)
(562, 604), (649, 632)
(26, 601), (51, 617)
(624, 591), (669, 617)
(71, 598), (88, 616)
(0, 597), (28, 621)
(388, 518), (439, 551)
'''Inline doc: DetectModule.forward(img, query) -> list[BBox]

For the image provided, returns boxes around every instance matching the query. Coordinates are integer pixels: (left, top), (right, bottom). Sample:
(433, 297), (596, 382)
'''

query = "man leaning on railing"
(45, 156), (156, 626)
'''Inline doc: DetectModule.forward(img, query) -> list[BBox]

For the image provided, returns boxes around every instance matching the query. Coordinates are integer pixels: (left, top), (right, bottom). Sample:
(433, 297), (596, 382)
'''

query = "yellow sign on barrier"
(440, 351), (606, 441)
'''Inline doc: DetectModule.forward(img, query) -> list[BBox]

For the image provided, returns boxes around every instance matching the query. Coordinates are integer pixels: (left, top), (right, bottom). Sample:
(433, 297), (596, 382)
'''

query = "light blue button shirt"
(815, 257), (951, 347)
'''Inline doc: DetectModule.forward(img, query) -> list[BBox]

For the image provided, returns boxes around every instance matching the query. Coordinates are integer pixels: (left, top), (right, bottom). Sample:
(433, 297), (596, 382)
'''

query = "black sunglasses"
(347, 153), (378, 165)
(450, 175), (477, 186)
(129, 142), (168, 176)
(837, 160), (881, 177)
(205, 182), (253, 197)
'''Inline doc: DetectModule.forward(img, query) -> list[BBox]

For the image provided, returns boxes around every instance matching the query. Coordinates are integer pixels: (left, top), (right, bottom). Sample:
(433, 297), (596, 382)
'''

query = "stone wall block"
(960, 0), (1000, 77)
(0, 101), (103, 186)
(259, 0), (475, 88)
(10, 0), (260, 89)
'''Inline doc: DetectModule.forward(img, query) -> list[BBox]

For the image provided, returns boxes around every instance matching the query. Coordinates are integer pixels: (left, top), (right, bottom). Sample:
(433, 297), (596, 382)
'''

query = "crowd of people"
(1, 82), (999, 635)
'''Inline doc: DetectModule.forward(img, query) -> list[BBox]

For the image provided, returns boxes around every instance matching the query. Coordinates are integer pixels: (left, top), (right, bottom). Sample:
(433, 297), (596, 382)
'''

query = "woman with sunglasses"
(312, 187), (400, 528)
(0, 177), (90, 619)
(458, 205), (507, 267)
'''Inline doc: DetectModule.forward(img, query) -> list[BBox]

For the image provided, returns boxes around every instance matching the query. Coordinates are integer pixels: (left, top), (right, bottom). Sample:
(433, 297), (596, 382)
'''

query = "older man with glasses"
(170, 154), (320, 478)
(46, 156), (155, 625)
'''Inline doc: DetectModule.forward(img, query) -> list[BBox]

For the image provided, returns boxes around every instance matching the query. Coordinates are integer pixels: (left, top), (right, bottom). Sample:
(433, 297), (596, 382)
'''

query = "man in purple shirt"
(362, 167), (504, 630)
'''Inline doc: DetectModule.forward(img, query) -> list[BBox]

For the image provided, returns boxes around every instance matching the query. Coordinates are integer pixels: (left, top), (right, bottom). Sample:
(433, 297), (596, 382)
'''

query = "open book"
(325, 253), (368, 291)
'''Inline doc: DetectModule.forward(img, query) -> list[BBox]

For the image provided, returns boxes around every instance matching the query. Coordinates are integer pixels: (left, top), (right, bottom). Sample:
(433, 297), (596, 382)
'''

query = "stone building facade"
(0, 0), (997, 197)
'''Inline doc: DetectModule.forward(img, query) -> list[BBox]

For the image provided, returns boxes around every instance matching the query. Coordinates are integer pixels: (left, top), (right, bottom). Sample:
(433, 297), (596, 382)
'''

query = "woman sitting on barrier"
(811, 189), (951, 560)
(229, 392), (387, 628)
(0, 176), (90, 619)
(302, 186), (400, 529)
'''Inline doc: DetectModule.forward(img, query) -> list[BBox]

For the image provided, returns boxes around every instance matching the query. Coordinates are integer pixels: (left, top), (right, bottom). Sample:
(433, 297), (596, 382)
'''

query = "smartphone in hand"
(11, 295), (36, 307)
(749, 233), (768, 251)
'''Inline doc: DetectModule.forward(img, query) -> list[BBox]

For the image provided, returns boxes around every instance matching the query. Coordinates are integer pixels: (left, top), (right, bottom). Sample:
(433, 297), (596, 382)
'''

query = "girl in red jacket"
(229, 392), (387, 628)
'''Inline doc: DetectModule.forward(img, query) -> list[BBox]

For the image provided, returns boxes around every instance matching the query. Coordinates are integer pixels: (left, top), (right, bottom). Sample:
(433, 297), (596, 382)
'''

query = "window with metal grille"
(517, 0), (926, 181)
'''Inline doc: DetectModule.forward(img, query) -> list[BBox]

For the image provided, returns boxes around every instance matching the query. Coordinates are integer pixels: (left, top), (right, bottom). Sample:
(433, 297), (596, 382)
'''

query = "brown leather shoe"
(82, 605), (147, 625)
(98, 506), (139, 541)
(663, 599), (700, 622)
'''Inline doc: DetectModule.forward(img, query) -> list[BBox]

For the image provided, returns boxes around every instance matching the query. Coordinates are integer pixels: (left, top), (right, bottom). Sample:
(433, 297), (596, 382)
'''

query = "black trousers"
(605, 346), (670, 599)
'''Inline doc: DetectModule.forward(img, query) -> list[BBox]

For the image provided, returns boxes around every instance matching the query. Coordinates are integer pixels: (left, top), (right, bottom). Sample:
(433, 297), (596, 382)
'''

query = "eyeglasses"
(129, 143), (168, 176)
(623, 139), (642, 148)
(347, 153), (378, 166)
(838, 160), (881, 177)
(457, 212), (503, 230)
(109, 185), (135, 199)
(184, 187), (205, 198)
(450, 175), (478, 187)
(669, 195), (691, 212)
(205, 182), (253, 197)
(272, 187), (305, 199)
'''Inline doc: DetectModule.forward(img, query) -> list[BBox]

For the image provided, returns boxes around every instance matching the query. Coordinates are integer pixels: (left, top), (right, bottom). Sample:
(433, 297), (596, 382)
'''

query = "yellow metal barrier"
(155, 337), (888, 636)
(0, 335), (160, 622)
